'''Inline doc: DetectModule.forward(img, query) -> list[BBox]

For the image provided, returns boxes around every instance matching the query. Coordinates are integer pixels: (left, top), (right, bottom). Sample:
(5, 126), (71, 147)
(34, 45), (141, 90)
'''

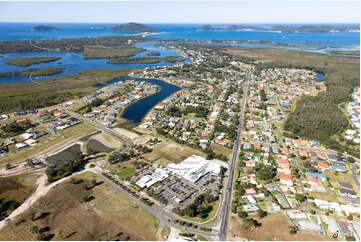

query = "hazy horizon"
(0, 22), (359, 24)
(0, 1), (359, 24)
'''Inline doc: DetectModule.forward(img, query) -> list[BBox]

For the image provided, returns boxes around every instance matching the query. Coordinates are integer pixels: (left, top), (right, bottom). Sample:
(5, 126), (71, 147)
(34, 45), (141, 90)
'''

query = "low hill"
(109, 22), (160, 33)
(31, 25), (62, 31)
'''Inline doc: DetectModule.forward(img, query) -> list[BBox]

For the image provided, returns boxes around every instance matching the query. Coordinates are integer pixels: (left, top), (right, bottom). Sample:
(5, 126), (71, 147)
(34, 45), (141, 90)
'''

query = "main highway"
(219, 69), (251, 240)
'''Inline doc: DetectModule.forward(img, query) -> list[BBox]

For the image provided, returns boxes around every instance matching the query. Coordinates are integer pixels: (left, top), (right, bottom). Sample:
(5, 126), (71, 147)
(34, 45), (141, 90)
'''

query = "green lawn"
(117, 167), (137, 179)
(197, 235), (208, 241)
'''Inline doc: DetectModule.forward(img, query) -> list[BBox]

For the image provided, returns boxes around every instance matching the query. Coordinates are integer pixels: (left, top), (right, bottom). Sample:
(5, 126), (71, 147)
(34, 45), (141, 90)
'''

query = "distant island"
(197, 24), (360, 33)
(109, 22), (160, 33)
(90, 26), (105, 30)
(197, 24), (219, 31)
(31, 25), (63, 31)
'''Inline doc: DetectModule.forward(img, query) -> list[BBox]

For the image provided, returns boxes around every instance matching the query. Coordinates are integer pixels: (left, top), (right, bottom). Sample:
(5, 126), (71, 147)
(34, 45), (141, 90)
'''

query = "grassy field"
(144, 140), (206, 163)
(5, 57), (61, 67)
(0, 67), (64, 77)
(229, 213), (331, 241)
(0, 172), (42, 219)
(197, 234), (208, 241)
(83, 46), (145, 59)
(154, 157), (173, 167)
(117, 167), (136, 179)
(0, 172), (160, 241)
(210, 143), (232, 159)
(309, 191), (339, 203)
(163, 56), (186, 63)
(146, 52), (161, 56)
(0, 68), (136, 113)
(325, 50), (360, 56)
(325, 172), (359, 194)
(292, 45), (327, 50)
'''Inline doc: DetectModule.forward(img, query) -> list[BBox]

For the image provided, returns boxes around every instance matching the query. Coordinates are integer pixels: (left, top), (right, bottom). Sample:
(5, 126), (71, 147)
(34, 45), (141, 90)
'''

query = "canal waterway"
(99, 76), (180, 123)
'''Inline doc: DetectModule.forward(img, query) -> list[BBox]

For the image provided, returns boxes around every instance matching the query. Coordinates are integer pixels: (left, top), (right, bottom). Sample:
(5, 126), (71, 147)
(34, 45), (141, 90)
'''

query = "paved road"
(219, 69), (251, 241)
(65, 110), (131, 154)
(351, 164), (360, 188)
(297, 175), (311, 212)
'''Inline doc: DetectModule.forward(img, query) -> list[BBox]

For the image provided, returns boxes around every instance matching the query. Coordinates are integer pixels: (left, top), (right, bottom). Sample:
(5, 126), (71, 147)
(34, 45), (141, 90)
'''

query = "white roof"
(346, 129), (357, 135)
(136, 168), (169, 188)
(287, 210), (307, 219)
(22, 133), (33, 140)
(24, 139), (37, 145)
(246, 195), (257, 204)
(136, 175), (152, 188)
(15, 142), (28, 149)
(166, 155), (221, 183)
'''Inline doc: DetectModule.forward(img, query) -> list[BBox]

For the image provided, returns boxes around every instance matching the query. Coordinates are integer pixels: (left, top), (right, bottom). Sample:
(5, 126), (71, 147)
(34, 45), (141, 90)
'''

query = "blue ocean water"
(0, 23), (359, 47)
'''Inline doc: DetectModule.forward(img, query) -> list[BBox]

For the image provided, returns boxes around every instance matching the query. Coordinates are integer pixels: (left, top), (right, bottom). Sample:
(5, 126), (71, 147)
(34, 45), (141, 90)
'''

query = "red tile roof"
(280, 173), (293, 181)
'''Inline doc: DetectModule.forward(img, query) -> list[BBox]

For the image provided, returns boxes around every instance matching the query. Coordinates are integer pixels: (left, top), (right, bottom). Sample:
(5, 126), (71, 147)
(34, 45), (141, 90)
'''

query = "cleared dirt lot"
(113, 128), (139, 141)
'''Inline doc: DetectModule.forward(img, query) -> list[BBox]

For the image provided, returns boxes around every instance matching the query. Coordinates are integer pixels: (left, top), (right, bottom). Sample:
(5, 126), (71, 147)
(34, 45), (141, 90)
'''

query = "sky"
(0, 1), (359, 24)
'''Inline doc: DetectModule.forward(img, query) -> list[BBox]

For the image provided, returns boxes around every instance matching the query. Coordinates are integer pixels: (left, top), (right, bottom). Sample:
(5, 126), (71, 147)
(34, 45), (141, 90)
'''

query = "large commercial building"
(136, 167), (169, 188)
(166, 155), (221, 183)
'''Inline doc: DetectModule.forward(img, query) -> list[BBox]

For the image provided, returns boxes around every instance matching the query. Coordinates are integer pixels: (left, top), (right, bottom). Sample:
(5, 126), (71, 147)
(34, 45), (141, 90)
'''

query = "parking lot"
(131, 166), (221, 209)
